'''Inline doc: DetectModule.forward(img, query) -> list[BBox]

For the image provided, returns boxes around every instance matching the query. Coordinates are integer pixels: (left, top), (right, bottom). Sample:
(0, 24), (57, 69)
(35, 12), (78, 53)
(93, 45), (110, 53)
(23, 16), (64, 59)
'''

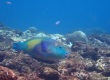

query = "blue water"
(0, 0), (110, 34)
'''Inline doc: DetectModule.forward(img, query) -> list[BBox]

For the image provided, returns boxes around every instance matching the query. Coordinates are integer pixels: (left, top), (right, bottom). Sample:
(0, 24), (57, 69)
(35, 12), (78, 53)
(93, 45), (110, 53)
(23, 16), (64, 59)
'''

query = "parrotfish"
(12, 38), (69, 61)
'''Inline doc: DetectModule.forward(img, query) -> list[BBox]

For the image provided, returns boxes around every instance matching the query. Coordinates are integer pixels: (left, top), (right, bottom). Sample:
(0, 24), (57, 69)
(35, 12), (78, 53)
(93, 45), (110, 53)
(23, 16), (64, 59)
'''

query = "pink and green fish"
(13, 38), (69, 61)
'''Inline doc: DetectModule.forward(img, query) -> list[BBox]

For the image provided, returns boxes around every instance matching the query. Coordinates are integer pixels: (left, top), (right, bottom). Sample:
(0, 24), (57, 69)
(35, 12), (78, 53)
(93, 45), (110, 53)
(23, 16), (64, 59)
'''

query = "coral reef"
(0, 25), (110, 80)
(28, 27), (38, 33)
(0, 66), (17, 80)
(66, 31), (88, 44)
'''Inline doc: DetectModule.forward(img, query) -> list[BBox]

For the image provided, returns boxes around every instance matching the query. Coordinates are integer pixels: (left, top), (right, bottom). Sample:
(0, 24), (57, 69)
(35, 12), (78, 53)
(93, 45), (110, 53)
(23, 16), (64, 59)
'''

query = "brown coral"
(38, 67), (59, 80)
(0, 66), (17, 80)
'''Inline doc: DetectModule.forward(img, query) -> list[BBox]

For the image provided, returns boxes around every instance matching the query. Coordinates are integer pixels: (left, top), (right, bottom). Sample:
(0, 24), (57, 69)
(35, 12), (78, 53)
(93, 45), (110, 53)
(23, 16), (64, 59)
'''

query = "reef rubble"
(0, 24), (110, 80)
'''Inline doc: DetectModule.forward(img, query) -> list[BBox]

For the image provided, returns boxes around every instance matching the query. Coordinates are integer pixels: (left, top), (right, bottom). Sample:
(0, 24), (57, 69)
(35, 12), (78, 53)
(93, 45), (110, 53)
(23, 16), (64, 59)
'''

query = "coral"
(89, 72), (108, 80)
(35, 32), (49, 38)
(66, 31), (88, 44)
(71, 41), (84, 51)
(0, 66), (17, 80)
(59, 75), (80, 80)
(49, 34), (66, 43)
(38, 67), (59, 80)
(0, 25), (110, 80)
(28, 27), (38, 33)
(58, 57), (89, 79)
(0, 50), (42, 73)
(17, 72), (43, 80)
(89, 33), (110, 45)
(14, 29), (23, 36)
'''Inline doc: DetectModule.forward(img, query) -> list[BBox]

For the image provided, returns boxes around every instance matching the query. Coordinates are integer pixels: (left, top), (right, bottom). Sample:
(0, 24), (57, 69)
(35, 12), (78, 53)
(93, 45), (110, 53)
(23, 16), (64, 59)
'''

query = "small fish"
(6, 1), (12, 5)
(13, 38), (69, 62)
(55, 21), (61, 25)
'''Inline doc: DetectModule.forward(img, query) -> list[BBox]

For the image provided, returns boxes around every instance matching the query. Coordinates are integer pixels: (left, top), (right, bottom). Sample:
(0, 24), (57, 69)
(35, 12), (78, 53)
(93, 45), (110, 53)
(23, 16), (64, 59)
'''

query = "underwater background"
(1, 0), (110, 80)
(0, 0), (110, 34)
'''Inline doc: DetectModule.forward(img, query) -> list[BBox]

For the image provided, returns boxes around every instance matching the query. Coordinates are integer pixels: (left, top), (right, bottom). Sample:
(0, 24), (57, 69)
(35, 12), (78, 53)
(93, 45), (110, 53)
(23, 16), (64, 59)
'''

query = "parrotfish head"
(49, 45), (69, 59)
(41, 40), (69, 59)
(13, 42), (27, 51)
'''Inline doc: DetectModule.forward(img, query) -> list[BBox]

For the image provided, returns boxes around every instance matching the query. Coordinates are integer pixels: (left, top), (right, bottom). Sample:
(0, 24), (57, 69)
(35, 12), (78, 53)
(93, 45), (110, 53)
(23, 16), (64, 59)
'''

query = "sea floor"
(0, 24), (110, 80)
